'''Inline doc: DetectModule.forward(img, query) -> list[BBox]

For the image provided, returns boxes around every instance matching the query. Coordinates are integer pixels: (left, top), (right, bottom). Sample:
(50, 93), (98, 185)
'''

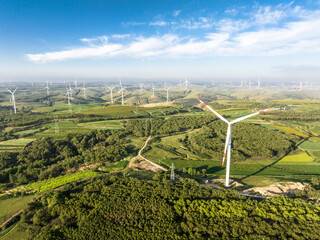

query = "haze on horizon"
(1, 0), (320, 82)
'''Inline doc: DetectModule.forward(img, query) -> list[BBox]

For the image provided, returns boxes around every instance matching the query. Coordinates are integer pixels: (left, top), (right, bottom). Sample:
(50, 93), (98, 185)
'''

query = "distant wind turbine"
(183, 76), (190, 89)
(152, 84), (155, 97)
(108, 85), (117, 103)
(139, 83), (144, 92)
(65, 87), (71, 105)
(82, 82), (87, 99)
(45, 81), (50, 95)
(164, 87), (170, 102)
(6, 87), (18, 114)
(118, 85), (127, 105)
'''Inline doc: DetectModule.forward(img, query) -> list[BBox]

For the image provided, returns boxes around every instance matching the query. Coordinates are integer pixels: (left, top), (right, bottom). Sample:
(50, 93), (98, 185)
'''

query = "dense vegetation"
(0, 130), (129, 190)
(186, 121), (299, 161)
(263, 110), (320, 121)
(18, 176), (320, 239)
(125, 115), (217, 137)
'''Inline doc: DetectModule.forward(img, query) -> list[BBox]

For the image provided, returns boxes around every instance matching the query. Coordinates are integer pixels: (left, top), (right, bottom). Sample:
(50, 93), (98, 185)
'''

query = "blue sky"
(1, 0), (320, 81)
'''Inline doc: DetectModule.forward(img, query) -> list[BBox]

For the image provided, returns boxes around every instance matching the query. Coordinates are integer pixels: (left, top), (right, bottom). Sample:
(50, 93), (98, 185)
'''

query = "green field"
(23, 170), (98, 193)
(102, 160), (129, 170)
(0, 195), (34, 224)
(299, 141), (320, 150)
(0, 223), (29, 240)
(0, 139), (34, 152)
(78, 120), (123, 129)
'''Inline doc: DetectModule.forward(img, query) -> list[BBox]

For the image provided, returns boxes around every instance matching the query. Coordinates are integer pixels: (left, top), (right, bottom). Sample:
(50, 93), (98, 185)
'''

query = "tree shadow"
(240, 137), (310, 181)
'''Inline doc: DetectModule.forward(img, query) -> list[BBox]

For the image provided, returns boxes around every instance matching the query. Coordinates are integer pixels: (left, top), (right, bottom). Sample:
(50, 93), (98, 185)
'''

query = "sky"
(1, 0), (320, 82)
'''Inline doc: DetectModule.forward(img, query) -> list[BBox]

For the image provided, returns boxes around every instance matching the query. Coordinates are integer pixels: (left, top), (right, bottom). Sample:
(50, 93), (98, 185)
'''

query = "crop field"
(1, 222), (30, 240)
(78, 120), (124, 129)
(299, 141), (320, 150)
(32, 103), (100, 114)
(271, 125), (309, 138)
(34, 120), (92, 139)
(0, 195), (34, 224)
(278, 153), (314, 163)
(22, 170), (98, 193)
(102, 160), (129, 170)
(12, 129), (40, 136)
(0, 139), (34, 152)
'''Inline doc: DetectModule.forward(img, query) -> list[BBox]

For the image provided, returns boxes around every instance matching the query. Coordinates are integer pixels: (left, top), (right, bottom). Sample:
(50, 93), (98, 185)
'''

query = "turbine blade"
(6, 88), (13, 94)
(197, 98), (229, 124)
(231, 107), (278, 124)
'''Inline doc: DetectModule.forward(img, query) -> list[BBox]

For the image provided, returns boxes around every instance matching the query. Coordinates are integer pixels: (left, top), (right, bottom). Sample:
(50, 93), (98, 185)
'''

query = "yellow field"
(279, 153), (314, 163)
(272, 126), (309, 138)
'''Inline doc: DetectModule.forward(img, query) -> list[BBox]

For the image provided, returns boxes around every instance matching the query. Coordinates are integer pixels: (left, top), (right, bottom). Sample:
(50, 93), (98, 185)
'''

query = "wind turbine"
(197, 98), (278, 187)
(165, 87), (170, 102)
(74, 78), (78, 88)
(118, 85), (127, 105)
(6, 87), (18, 114)
(183, 76), (190, 89)
(82, 82), (87, 99)
(152, 84), (155, 97)
(108, 85), (117, 103)
(139, 83), (144, 92)
(299, 81), (303, 91)
(65, 87), (71, 105)
(45, 81), (50, 95)
(257, 78), (261, 89)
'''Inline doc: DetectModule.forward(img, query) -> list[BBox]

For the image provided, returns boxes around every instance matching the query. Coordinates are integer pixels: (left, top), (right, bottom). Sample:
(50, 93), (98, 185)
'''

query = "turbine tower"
(299, 81), (303, 91)
(45, 81), (50, 95)
(82, 82), (87, 99)
(65, 87), (71, 105)
(152, 84), (155, 97)
(197, 98), (278, 187)
(257, 78), (261, 89)
(108, 86), (117, 103)
(165, 87), (170, 102)
(118, 85), (127, 105)
(74, 78), (78, 88)
(6, 87), (18, 114)
(139, 83), (143, 92)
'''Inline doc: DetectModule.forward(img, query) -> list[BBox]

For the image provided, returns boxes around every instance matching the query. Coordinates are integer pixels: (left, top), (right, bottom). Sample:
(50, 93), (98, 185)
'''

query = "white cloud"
(112, 34), (130, 39)
(149, 21), (168, 26)
(26, 6), (320, 62)
(224, 8), (238, 16)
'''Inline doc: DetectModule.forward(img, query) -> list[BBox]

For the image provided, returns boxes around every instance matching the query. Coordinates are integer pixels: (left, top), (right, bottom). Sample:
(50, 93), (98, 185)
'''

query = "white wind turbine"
(183, 76), (190, 89)
(65, 87), (71, 105)
(118, 85), (127, 105)
(139, 83), (144, 92)
(45, 81), (50, 95)
(152, 84), (155, 97)
(257, 78), (261, 89)
(82, 82), (87, 99)
(108, 85), (117, 103)
(165, 87), (170, 102)
(6, 87), (18, 114)
(197, 98), (278, 187)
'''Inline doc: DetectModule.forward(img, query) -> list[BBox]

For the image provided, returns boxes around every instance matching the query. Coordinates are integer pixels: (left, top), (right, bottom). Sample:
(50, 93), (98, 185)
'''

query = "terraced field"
(0, 139), (34, 152)
(34, 120), (91, 139)
(78, 120), (124, 129)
